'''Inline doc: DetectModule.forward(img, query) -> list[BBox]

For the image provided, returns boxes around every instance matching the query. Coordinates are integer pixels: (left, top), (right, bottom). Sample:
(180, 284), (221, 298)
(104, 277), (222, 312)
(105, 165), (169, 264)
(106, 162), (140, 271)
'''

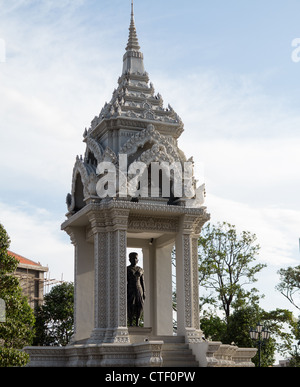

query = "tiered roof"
(66, 1), (204, 215)
(85, 1), (184, 141)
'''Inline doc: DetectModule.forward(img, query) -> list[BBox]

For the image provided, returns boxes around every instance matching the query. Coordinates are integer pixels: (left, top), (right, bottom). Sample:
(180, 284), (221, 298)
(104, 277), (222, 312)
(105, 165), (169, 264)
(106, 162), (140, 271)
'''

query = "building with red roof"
(8, 251), (48, 309)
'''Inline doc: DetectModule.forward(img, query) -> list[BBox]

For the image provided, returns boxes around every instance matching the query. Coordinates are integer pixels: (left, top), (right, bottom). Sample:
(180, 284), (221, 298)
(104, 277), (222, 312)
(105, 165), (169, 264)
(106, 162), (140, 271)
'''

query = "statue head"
(129, 252), (138, 266)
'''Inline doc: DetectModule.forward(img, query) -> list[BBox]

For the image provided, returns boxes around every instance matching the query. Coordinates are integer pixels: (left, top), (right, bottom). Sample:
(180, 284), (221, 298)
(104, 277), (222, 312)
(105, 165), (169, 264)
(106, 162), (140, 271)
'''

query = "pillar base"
(88, 327), (130, 344)
(184, 327), (204, 344)
(128, 327), (152, 343)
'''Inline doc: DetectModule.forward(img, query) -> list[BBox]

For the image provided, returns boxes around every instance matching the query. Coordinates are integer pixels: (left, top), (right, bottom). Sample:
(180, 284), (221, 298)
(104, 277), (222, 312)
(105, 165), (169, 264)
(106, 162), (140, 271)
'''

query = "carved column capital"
(109, 208), (130, 231)
(181, 212), (210, 235)
(87, 212), (106, 235)
(181, 214), (200, 235)
(64, 226), (77, 246)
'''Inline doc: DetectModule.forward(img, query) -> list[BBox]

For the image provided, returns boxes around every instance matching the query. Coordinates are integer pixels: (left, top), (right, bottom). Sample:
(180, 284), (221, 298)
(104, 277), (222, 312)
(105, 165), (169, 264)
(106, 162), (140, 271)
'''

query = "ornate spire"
(122, 0), (144, 75)
(126, 0), (140, 51)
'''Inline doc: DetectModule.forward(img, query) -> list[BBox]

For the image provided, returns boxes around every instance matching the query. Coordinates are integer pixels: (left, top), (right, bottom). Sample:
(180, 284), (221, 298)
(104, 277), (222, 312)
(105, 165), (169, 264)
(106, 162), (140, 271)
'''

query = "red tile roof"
(8, 250), (41, 267)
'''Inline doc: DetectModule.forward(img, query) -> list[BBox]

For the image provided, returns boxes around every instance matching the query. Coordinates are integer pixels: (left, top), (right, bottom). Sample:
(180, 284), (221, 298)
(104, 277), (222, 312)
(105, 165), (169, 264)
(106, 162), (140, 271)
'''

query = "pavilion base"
(24, 341), (164, 368)
(24, 337), (257, 367)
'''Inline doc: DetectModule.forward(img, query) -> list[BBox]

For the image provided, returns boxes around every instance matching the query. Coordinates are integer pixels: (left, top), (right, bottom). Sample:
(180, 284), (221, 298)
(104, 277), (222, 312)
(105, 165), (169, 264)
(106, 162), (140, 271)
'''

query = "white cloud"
(0, 0), (85, 16)
(152, 70), (300, 140)
(205, 193), (300, 267)
(187, 137), (300, 207)
(0, 201), (74, 282)
(153, 70), (300, 211)
(0, 1), (123, 189)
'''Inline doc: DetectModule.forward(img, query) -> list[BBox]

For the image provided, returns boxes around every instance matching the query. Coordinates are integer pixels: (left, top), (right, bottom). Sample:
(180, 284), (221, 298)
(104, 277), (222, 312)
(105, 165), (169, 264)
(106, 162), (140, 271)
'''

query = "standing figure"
(127, 252), (146, 327)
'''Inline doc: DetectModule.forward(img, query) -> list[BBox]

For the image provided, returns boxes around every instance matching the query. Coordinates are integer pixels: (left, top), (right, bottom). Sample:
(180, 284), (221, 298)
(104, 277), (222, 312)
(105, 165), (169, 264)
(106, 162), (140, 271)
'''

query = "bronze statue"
(127, 252), (146, 327)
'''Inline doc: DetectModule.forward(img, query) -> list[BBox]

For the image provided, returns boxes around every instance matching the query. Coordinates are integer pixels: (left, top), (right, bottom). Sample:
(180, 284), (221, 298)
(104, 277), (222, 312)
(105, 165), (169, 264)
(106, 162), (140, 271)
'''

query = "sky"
(0, 0), (300, 325)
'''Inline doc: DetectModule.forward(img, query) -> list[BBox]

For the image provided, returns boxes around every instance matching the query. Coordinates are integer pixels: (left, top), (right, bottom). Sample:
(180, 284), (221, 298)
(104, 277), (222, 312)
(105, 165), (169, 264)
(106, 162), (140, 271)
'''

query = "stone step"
(162, 343), (190, 350)
(151, 335), (185, 344)
(162, 353), (197, 362)
(162, 360), (200, 367)
(161, 343), (199, 368)
(162, 357), (199, 367)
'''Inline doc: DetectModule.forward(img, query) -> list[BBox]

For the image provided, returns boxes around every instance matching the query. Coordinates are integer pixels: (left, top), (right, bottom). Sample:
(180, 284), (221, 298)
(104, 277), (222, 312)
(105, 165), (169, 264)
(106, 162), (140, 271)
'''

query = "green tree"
(276, 265), (300, 366)
(198, 222), (266, 321)
(0, 223), (35, 367)
(201, 305), (297, 367)
(34, 282), (74, 346)
(288, 333), (300, 368)
(200, 313), (227, 342)
(289, 318), (300, 366)
(276, 265), (300, 312)
(225, 306), (276, 367)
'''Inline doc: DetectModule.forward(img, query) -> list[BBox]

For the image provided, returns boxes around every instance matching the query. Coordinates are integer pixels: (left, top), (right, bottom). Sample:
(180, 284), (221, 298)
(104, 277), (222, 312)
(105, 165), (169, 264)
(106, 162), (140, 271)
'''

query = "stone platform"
(24, 331), (257, 367)
(24, 341), (163, 368)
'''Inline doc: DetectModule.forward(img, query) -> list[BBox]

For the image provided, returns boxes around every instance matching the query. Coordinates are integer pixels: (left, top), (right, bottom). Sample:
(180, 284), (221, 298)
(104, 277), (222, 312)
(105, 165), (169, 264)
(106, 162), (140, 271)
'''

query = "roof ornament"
(123, 0), (144, 74)
(126, 0), (140, 52)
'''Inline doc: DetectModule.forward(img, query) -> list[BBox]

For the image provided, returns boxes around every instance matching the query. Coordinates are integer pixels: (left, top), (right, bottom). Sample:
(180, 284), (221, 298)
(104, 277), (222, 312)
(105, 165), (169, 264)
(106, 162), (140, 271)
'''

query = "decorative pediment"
(101, 147), (118, 165)
(84, 137), (104, 163)
(137, 143), (179, 165)
(67, 157), (98, 213)
(120, 124), (184, 163)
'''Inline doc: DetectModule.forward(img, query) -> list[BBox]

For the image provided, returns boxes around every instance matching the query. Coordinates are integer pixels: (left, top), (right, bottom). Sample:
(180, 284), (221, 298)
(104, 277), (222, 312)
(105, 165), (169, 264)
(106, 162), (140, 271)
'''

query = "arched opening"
(86, 151), (97, 166)
(74, 174), (86, 212)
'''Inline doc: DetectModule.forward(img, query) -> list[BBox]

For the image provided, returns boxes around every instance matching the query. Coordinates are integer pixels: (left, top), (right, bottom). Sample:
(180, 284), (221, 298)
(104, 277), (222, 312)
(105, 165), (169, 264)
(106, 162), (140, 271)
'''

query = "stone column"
(109, 208), (130, 343)
(153, 242), (173, 336)
(105, 228), (129, 343)
(191, 234), (200, 330)
(142, 245), (152, 328)
(89, 207), (130, 344)
(89, 228), (108, 343)
(143, 241), (173, 337)
(65, 226), (94, 343)
(175, 215), (202, 343)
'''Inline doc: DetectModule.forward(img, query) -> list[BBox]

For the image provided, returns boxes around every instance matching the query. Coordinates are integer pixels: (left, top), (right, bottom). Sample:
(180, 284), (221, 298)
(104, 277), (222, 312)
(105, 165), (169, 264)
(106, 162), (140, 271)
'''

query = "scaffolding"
(14, 268), (66, 309)
(43, 271), (66, 295)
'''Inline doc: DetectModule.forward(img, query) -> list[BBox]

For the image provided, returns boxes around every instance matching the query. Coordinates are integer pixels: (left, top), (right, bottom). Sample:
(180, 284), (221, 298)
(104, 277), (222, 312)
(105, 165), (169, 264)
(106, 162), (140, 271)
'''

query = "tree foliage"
(197, 222), (300, 366)
(200, 305), (297, 367)
(33, 282), (74, 347)
(276, 266), (300, 311)
(0, 223), (35, 367)
(198, 222), (266, 320)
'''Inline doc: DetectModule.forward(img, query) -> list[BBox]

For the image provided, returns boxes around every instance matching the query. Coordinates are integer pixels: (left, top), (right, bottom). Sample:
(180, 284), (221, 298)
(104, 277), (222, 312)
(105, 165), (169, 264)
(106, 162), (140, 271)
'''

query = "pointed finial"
(126, 0), (140, 51)
(131, 0), (135, 28)
(122, 0), (145, 74)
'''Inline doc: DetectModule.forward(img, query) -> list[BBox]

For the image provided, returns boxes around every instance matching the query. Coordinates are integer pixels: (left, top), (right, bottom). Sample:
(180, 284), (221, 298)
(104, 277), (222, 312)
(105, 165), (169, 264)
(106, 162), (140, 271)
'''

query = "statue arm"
(141, 273), (146, 300)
